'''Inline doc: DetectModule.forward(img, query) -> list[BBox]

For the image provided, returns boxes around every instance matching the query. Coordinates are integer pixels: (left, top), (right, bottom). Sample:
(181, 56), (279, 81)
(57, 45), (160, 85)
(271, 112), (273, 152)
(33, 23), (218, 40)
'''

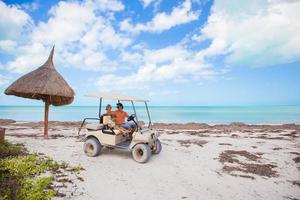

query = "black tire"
(84, 137), (102, 157)
(132, 144), (151, 163)
(152, 139), (162, 154)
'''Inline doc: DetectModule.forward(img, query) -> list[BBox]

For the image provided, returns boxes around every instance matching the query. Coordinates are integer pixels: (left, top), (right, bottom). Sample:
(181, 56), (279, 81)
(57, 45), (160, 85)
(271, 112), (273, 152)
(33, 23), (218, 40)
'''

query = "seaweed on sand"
(219, 150), (278, 178)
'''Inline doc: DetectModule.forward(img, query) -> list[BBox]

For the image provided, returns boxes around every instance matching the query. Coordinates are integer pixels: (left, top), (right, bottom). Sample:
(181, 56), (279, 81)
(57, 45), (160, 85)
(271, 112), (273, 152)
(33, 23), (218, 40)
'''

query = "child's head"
(106, 104), (112, 111)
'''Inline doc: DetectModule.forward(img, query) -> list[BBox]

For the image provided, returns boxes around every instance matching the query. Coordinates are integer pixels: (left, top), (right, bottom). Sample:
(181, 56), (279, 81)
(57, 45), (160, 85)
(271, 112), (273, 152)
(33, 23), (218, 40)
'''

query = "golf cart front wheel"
(152, 139), (162, 154)
(84, 137), (102, 157)
(132, 144), (151, 163)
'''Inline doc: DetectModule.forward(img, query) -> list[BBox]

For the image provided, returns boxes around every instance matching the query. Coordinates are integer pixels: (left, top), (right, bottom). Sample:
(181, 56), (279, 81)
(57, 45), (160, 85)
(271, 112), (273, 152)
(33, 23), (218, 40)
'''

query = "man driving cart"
(114, 103), (136, 129)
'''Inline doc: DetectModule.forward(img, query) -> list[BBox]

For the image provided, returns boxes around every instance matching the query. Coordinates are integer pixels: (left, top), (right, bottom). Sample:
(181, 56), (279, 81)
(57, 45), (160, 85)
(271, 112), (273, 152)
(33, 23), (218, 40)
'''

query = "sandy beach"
(1, 119), (299, 200)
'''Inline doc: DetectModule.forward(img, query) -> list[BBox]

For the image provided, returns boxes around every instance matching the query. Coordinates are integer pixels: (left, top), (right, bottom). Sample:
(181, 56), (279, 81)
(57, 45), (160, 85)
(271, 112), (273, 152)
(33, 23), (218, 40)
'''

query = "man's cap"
(116, 102), (123, 107)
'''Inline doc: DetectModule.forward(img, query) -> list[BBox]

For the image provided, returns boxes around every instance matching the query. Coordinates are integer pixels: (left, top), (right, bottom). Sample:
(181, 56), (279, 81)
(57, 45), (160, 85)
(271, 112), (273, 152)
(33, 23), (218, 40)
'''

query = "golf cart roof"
(85, 92), (149, 102)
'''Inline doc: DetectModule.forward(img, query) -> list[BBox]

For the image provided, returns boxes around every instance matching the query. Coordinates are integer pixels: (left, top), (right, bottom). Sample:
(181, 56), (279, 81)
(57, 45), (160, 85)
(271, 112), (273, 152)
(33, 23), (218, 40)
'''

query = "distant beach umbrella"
(4, 46), (75, 138)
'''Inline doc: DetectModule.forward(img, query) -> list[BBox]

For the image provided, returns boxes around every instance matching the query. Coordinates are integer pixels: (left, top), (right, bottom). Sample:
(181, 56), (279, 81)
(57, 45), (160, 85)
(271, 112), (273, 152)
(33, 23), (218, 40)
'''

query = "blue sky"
(0, 0), (299, 106)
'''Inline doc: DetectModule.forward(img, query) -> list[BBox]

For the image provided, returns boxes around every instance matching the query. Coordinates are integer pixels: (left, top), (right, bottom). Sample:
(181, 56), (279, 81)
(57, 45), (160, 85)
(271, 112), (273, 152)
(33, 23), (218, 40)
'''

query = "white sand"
(2, 123), (300, 200)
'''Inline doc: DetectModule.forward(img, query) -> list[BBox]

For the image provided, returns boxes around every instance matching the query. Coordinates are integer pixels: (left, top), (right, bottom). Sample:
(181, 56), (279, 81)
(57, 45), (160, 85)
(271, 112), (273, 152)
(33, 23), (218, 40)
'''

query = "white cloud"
(144, 46), (190, 64)
(120, 0), (199, 34)
(32, 1), (96, 46)
(196, 0), (300, 67)
(32, 0), (128, 48)
(93, 0), (124, 12)
(59, 48), (117, 72)
(120, 51), (143, 64)
(140, 0), (162, 11)
(5, 43), (48, 73)
(0, 74), (10, 86)
(148, 90), (180, 96)
(21, 2), (39, 12)
(0, 1), (32, 40)
(79, 19), (131, 50)
(90, 24), (131, 49)
(96, 45), (219, 90)
(0, 40), (17, 53)
(140, 0), (156, 8)
(0, 0), (130, 73)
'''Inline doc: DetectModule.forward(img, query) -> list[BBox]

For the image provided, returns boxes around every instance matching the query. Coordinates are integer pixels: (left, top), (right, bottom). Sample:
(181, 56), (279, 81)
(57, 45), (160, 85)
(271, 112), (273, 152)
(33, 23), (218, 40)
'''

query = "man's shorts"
(120, 121), (136, 129)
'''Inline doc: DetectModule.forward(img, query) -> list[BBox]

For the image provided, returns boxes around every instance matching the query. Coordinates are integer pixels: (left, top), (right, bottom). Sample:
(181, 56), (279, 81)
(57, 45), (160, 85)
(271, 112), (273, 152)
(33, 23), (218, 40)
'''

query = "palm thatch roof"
(4, 46), (75, 138)
(5, 46), (75, 106)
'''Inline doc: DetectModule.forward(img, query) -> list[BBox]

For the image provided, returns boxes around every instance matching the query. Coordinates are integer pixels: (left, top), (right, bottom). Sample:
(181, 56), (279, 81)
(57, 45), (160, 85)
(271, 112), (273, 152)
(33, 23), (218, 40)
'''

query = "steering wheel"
(127, 114), (138, 131)
(127, 114), (136, 122)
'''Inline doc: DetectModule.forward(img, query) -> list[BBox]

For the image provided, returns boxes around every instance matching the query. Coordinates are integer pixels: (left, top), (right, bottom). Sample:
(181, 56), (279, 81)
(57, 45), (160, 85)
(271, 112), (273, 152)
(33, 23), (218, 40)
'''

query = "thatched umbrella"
(4, 46), (75, 138)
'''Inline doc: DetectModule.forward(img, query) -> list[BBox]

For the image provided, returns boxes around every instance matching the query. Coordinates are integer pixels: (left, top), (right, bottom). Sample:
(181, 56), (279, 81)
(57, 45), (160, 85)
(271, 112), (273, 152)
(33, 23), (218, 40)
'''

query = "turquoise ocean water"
(0, 105), (300, 124)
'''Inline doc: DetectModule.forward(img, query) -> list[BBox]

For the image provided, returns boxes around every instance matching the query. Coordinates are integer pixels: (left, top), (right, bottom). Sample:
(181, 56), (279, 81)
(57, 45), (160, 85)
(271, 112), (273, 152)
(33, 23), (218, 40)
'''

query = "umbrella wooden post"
(44, 100), (49, 139)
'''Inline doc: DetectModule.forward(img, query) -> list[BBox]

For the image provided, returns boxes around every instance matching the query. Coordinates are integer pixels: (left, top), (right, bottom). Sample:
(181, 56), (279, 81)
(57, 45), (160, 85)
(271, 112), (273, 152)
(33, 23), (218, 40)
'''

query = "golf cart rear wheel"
(152, 139), (162, 154)
(132, 144), (151, 163)
(84, 137), (102, 157)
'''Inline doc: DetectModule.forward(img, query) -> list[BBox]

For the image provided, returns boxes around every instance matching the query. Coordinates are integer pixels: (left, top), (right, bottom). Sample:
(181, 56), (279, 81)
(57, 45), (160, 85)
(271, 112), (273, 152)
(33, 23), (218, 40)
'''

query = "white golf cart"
(78, 93), (161, 163)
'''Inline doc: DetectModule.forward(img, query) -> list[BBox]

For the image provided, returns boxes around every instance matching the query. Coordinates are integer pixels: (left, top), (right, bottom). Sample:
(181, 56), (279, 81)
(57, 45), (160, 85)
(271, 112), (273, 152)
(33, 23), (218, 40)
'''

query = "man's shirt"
(112, 110), (128, 125)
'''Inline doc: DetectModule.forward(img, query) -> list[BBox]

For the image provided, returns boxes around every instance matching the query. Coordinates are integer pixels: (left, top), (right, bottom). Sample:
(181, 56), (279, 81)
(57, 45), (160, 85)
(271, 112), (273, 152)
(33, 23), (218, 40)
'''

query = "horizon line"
(1, 104), (300, 107)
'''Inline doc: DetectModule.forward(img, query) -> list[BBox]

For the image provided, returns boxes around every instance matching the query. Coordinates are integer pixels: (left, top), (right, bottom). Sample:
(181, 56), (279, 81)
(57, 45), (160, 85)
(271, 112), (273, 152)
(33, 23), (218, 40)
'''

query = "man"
(114, 103), (136, 129)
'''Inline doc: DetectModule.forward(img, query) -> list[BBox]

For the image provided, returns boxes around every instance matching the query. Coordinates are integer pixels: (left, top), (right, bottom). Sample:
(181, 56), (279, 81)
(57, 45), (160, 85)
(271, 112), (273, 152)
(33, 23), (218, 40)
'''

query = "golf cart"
(78, 93), (161, 163)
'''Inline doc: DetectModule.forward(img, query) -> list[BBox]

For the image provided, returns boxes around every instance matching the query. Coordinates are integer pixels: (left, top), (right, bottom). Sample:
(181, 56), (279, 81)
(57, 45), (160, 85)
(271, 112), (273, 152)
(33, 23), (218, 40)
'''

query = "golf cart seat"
(86, 123), (103, 131)
(103, 116), (113, 125)
(102, 116), (122, 135)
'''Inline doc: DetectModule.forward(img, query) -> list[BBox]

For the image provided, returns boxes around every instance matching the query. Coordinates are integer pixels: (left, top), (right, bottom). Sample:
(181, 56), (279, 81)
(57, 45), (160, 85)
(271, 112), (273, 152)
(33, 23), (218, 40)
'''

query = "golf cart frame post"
(145, 102), (152, 126)
(98, 97), (102, 118)
(78, 93), (152, 135)
(131, 100), (139, 124)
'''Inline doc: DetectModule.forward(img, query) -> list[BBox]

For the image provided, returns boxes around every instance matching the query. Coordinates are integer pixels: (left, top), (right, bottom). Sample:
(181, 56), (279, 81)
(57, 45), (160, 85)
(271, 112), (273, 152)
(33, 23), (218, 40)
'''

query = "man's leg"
(120, 123), (130, 129)
(121, 121), (136, 129)
(128, 121), (136, 129)
(121, 122), (136, 139)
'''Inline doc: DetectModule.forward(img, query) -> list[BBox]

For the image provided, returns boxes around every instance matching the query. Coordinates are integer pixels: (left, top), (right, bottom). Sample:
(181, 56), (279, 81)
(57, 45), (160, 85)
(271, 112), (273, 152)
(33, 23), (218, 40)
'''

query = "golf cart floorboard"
(105, 140), (131, 150)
